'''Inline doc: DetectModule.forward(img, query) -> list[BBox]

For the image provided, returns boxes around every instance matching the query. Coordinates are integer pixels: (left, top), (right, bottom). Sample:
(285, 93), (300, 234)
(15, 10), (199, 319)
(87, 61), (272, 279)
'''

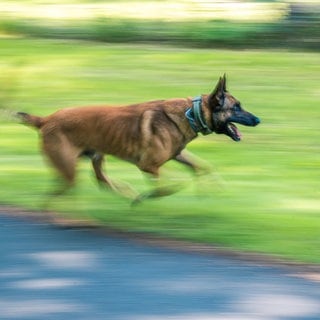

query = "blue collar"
(185, 96), (213, 135)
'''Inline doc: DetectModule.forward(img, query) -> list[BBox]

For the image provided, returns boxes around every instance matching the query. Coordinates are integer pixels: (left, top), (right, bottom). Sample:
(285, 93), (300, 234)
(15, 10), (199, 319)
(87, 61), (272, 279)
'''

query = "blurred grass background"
(1, 0), (320, 50)
(0, 0), (319, 263)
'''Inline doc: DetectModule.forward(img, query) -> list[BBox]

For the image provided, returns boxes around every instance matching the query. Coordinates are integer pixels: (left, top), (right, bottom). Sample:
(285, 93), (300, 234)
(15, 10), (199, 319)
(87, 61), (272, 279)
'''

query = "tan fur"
(18, 76), (260, 203)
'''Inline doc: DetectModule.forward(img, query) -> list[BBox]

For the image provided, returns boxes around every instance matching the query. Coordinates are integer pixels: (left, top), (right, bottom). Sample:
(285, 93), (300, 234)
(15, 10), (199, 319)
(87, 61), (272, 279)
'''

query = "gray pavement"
(0, 213), (320, 320)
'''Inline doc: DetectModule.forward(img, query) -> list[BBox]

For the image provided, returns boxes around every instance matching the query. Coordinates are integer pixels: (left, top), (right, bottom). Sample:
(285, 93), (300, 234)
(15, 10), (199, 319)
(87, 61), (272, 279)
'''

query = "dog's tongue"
(229, 123), (242, 140)
(234, 124), (242, 139)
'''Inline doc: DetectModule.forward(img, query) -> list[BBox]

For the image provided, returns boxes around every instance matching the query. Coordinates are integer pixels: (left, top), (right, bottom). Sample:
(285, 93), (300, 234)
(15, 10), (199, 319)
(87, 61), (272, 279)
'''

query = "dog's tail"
(16, 112), (43, 129)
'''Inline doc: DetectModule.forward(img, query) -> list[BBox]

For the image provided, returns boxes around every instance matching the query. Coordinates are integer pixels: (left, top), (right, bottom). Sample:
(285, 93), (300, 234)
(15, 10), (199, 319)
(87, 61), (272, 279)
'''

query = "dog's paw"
(111, 180), (139, 200)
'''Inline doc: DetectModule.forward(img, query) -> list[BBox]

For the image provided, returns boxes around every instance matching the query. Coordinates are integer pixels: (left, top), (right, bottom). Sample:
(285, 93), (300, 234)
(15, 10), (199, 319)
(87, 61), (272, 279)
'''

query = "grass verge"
(0, 38), (319, 263)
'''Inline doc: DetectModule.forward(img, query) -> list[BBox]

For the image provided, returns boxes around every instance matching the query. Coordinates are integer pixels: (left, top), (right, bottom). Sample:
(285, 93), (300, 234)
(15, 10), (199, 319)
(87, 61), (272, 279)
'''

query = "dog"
(18, 75), (260, 204)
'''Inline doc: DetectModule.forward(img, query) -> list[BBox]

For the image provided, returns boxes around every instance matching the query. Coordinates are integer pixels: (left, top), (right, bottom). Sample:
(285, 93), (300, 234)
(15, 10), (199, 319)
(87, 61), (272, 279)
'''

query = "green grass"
(0, 38), (319, 263)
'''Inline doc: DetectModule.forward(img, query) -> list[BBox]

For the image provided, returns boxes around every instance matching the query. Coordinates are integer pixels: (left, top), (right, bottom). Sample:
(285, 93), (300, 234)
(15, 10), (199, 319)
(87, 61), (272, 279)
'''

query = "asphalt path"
(0, 213), (320, 320)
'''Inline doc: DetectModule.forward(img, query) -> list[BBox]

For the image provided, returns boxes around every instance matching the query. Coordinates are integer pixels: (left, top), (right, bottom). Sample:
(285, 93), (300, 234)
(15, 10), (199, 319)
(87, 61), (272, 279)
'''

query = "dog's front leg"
(175, 150), (211, 176)
(175, 150), (225, 192)
(131, 168), (183, 206)
(131, 181), (182, 206)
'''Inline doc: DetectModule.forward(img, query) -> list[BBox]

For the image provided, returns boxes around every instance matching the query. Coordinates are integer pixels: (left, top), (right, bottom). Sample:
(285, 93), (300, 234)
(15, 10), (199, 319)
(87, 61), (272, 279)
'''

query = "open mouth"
(226, 122), (242, 141)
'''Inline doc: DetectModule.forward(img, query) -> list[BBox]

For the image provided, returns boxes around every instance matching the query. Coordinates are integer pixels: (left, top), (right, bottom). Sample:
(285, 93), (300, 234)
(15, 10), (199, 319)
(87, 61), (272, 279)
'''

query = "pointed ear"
(222, 73), (227, 91)
(209, 75), (226, 106)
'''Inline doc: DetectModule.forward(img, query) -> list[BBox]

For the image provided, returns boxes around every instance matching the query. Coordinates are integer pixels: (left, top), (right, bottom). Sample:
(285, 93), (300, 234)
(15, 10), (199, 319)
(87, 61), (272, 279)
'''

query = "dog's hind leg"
(42, 138), (78, 196)
(40, 134), (79, 211)
(91, 153), (113, 188)
(91, 153), (138, 199)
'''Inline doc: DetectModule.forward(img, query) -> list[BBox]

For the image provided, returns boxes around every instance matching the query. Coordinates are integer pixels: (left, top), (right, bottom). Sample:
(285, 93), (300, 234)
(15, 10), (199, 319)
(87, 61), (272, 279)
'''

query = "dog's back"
(18, 98), (195, 166)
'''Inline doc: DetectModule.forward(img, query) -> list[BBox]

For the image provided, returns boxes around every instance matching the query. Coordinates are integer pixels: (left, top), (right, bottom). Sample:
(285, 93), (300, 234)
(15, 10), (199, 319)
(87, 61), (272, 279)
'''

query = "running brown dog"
(18, 75), (260, 204)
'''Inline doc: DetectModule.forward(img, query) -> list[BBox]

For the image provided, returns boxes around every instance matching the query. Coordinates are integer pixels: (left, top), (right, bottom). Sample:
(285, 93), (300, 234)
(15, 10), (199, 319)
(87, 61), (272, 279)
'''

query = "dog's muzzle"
(222, 113), (260, 142)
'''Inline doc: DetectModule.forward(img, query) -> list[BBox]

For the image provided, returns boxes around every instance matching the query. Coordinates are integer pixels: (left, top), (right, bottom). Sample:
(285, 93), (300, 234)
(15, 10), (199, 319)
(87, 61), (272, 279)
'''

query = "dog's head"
(207, 75), (260, 141)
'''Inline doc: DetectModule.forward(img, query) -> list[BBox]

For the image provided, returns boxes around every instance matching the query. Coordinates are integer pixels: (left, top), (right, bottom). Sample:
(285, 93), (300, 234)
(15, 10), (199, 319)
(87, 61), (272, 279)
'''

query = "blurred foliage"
(0, 1), (319, 50)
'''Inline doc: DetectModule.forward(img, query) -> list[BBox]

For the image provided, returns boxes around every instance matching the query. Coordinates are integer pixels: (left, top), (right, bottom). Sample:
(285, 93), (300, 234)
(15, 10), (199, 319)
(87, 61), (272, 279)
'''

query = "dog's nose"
(253, 116), (260, 126)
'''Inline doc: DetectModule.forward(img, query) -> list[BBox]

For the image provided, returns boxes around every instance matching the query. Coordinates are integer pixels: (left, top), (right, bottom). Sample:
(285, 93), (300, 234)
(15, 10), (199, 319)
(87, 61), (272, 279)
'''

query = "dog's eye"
(233, 104), (241, 111)
(214, 105), (223, 112)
